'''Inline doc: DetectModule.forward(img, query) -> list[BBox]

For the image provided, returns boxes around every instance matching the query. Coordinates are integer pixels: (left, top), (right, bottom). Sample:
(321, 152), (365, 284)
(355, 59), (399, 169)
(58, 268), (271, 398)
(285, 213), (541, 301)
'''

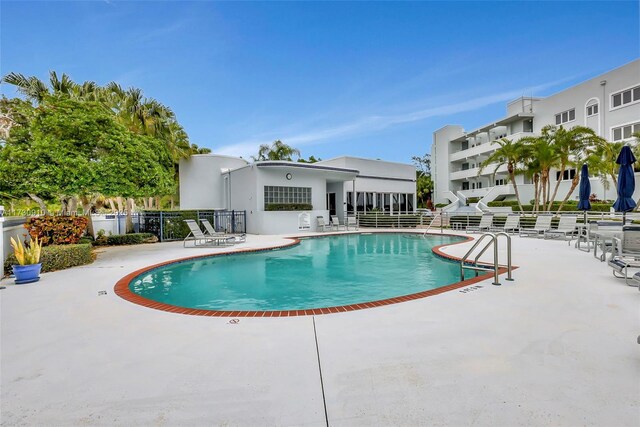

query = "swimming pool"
(121, 233), (470, 315)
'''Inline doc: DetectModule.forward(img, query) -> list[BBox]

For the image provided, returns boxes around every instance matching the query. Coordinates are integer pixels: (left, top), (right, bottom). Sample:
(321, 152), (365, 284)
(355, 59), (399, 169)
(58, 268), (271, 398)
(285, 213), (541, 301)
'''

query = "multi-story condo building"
(432, 59), (640, 210)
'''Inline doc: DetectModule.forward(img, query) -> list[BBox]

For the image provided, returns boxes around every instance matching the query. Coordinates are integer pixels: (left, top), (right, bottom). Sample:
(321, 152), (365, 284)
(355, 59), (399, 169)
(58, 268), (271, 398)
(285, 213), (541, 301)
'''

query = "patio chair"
(347, 215), (358, 230)
(331, 215), (347, 231)
(490, 214), (520, 234)
(608, 225), (640, 286)
(201, 219), (245, 244)
(316, 216), (331, 232)
(519, 214), (553, 238)
(466, 214), (493, 233)
(544, 215), (578, 242)
(183, 219), (233, 247)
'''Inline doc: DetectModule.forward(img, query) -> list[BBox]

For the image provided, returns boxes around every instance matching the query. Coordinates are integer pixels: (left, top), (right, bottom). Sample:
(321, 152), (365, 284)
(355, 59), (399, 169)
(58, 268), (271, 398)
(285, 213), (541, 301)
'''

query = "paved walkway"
(1, 231), (638, 426)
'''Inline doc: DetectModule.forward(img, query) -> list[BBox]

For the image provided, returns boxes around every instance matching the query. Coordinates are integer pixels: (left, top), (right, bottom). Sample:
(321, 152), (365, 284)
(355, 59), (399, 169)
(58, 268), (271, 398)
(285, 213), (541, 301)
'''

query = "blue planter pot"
(12, 263), (42, 284)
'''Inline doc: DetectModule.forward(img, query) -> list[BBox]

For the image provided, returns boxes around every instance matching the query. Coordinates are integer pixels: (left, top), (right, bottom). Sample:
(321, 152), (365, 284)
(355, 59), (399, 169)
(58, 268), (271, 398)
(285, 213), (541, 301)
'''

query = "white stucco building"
(432, 59), (640, 209)
(180, 155), (416, 234)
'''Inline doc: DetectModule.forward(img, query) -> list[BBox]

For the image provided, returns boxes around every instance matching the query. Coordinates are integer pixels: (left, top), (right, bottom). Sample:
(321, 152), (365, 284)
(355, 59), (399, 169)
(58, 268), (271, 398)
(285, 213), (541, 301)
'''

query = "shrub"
(105, 233), (158, 246)
(4, 243), (93, 274)
(466, 197), (481, 204)
(24, 215), (89, 246)
(265, 203), (313, 211)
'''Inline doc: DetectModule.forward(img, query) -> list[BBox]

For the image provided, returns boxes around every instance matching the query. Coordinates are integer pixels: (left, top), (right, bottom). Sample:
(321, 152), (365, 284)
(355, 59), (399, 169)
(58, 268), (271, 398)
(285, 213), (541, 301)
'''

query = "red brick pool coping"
(114, 232), (516, 317)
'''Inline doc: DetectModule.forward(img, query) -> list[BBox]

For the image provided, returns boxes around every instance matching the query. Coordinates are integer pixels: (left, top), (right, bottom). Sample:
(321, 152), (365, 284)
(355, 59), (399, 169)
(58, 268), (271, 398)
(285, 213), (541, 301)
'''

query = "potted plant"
(10, 236), (43, 284)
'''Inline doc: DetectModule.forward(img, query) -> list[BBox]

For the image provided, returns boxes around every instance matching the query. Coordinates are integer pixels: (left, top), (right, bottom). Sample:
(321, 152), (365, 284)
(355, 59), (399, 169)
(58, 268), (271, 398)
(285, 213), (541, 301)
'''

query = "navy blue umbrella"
(612, 146), (636, 219)
(577, 164), (591, 211)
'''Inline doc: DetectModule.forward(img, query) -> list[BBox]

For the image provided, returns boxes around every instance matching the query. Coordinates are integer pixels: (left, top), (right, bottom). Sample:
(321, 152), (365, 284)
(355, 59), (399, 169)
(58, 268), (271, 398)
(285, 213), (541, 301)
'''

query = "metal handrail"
(423, 212), (443, 236)
(459, 232), (513, 285)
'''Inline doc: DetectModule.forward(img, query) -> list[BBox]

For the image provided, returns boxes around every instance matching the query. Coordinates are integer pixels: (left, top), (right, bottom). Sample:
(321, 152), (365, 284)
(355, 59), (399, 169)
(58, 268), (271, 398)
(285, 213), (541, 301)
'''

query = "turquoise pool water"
(130, 233), (465, 311)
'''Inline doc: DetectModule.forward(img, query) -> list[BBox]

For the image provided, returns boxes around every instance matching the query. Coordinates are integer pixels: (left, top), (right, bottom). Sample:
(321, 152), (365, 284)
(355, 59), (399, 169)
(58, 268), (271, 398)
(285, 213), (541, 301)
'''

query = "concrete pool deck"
(1, 230), (638, 426)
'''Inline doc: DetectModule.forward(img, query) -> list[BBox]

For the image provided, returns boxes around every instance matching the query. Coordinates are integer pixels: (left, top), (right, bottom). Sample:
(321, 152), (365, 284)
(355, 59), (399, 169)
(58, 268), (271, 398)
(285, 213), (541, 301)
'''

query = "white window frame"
(555, 108), (576, 125)
(610, 120), (640, 142)
(610, 83), (640, 111)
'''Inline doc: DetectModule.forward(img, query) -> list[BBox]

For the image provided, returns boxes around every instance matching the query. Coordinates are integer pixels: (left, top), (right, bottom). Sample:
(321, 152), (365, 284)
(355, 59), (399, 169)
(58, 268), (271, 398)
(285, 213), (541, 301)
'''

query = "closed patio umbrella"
(577, 164), (591, 224)
(613, 145), (636, 223)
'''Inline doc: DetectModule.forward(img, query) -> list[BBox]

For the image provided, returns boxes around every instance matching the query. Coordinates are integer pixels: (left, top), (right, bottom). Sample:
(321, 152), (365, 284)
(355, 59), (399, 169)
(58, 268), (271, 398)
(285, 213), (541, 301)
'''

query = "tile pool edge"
(114, 232), (515, 317)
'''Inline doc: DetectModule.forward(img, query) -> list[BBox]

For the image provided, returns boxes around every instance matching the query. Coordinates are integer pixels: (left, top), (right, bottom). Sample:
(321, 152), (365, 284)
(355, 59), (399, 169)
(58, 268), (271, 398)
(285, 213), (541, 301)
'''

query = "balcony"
(449, 131), (535, 162)
(450, 163), (508, 181)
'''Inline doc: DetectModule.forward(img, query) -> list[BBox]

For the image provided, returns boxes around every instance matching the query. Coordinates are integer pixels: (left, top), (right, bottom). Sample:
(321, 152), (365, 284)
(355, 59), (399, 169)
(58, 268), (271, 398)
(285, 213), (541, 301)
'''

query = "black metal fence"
(138, 210), (246, 242)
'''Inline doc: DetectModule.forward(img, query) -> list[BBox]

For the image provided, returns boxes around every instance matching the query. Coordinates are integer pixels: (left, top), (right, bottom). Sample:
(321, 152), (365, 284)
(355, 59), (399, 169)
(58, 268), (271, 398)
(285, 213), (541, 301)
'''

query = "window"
(612, 122), (640, 141)
(586, 103), (599, 117)
(462, 182), (470, 190)
(555, 108), (575, 125)
(264, 186), (311, 209)
(407, 194), (414, 212)
(555, 169), (577, 181)
(495, 179), (506, 186)
(477, 182), (482, 189)
(611, 85), (640, 108)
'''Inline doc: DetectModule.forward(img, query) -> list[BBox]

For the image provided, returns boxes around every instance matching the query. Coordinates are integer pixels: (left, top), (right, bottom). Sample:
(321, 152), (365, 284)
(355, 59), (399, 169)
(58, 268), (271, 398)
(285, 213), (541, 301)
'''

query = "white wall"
(179, 155), (248, 210)
(228, 165), (258, 233)
(432, 125), (464, 204)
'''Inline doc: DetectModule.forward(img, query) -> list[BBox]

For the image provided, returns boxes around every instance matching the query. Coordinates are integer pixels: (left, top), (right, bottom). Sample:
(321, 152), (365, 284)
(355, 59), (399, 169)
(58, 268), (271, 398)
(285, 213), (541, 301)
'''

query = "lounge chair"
(519, 214), (553, 238)
(201, 219), (245, 244)
(544, 215), (578, 241)
(608, 225), (640, 286)
(316, 216), (331, 232)
(466, 214), (493, 233)
(347, 215), (358, 230)
(490, 214), (520, 234)
(331, 215), (346, 231)
(183, 219), (233, 247)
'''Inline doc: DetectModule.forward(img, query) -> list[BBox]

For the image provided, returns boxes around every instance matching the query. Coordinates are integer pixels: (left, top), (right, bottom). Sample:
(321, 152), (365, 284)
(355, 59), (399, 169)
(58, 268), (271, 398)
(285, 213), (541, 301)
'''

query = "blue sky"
(2, 1), (639, 164)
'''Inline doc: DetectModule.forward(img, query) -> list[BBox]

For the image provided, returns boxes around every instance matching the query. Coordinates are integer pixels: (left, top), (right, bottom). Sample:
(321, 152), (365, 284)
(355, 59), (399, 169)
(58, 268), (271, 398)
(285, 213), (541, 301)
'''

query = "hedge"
(466, 197), (481, 204)
(104, 233), (158, 246)
(487, 201), (613, 212)
(4, 243), (94, 275)
(24, 215), (89, 246)
(265, 203), (313, 211)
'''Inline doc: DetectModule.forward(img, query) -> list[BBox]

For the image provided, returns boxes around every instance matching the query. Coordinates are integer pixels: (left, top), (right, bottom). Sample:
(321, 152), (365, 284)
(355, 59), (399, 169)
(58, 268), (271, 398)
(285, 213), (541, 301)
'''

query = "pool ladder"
(460, 232), (513, 286)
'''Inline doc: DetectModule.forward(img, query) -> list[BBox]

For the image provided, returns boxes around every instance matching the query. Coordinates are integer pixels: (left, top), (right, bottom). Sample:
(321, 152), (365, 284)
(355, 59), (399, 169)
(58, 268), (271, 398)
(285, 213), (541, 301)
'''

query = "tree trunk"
(28, 193), (50, 215)
(115, 197), (124, 213)
(155, 196), (161, 211)
(509, 172), (524, 212)
(548, 165), (566, 211)
(59, 196), (69, 215)
(107, 198), (117, 212)
(148, 197), (154, 210)
(142, 198), (149, 210)
(533, 174), (540, 213)
(80, 195), (99, 237)
(557, 173), (581, 213)
(126, 198), (135, 233)
(68, 196), (78, 215)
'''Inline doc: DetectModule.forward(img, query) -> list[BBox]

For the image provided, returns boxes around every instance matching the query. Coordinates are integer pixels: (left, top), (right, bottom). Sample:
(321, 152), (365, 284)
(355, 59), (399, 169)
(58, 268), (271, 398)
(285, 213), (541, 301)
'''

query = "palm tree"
(520, 126), (562, 211)
(2, 72), (49, 103)
(547, 125), (605, 211)
(252, 140), (301, 161)
(479, 137), (526, 212)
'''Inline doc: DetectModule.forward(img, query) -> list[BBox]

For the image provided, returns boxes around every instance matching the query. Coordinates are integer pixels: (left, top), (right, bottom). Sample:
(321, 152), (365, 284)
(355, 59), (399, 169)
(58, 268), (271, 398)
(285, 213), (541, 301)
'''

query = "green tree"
(479, 138), (526, 212)
(252, 140), (301, 161)
(0, 95), (174, 233)
(412, 153), (432, 208)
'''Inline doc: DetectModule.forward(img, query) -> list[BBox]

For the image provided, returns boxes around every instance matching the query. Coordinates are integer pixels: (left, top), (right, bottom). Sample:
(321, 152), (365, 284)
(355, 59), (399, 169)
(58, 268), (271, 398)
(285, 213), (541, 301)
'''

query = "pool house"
(179, 155), (417, 234)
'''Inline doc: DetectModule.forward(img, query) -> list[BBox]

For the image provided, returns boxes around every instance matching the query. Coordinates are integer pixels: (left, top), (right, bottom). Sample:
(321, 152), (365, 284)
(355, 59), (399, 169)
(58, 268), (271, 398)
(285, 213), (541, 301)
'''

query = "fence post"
(232, 210), (236, 233)
(159, 211), (164, 242)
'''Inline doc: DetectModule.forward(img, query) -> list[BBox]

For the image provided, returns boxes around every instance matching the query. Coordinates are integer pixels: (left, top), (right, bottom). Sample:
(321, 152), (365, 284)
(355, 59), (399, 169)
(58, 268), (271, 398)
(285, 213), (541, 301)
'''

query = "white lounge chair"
(347, 215), (358, 230)
(331, 215), (346, 231)
(466, 214), (493, 233)
(519, 214), (553, 238)
(544, 215), (578, 241)
(608, 225), (640, 286)
(183, 219), (233, 247)
(490, 214), (520, 234)
(316, 216), (331, 232)
(201, 219), (245, 244)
